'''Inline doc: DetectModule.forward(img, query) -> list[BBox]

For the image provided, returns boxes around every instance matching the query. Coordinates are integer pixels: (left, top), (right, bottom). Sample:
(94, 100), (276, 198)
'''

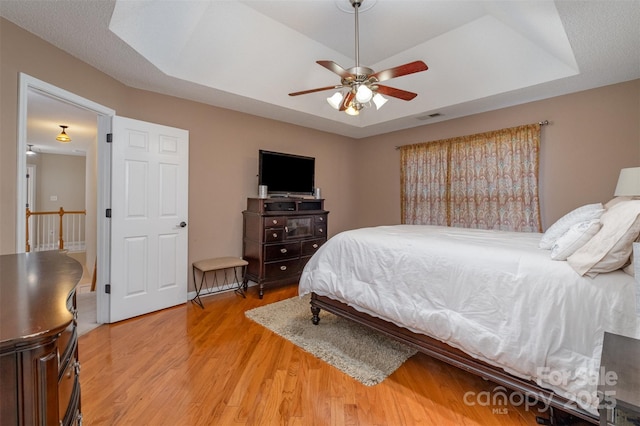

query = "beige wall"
(0, 19), (359, 285)
(27, 153), (86, 211)
(2, 18), (640, 284)
(353, 80), (640, 230)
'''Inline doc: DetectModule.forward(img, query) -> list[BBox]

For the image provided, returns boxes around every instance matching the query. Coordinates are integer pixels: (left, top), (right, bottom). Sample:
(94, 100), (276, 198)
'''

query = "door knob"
(179, 221), (187, 228)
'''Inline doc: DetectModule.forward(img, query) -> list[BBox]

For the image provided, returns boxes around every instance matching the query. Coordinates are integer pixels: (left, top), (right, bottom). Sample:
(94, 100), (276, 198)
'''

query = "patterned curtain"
(400, 140), (450, 226)
(400, 123), (541, 232)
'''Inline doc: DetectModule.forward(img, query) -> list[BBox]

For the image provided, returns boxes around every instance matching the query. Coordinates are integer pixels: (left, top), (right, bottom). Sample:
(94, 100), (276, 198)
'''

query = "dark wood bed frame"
(310, 292), (599, 425)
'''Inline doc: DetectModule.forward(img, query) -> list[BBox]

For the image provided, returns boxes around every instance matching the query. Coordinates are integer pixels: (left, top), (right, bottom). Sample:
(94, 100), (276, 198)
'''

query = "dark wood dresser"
(242, 197), (328, 298)
(0, 251), (84, 425)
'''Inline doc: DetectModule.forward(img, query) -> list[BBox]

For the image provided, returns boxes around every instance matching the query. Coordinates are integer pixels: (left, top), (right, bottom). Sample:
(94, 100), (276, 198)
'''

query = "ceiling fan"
(288, 0), (428, 116)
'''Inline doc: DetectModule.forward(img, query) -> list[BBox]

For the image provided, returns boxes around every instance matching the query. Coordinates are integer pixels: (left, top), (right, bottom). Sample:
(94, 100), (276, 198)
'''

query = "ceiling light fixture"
(56, 125), (71, 143)
(26, 144), (37, 156)
(327, 0), (379, 115)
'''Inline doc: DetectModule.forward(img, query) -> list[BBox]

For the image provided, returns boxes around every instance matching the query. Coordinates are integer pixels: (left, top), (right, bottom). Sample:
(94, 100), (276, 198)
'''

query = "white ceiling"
(2, 0), (639, 148)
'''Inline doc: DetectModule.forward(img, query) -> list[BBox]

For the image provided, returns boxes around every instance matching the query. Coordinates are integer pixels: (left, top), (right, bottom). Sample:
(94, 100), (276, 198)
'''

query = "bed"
(298, 201), (640, 423)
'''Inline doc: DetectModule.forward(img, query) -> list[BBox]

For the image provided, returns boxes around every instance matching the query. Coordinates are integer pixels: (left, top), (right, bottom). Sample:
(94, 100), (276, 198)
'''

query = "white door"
(110, 116), (189, 322)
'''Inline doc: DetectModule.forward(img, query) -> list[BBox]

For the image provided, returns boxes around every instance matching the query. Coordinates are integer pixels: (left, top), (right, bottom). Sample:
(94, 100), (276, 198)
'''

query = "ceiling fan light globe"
(355, 84), (373, 103)
(345, 104), (360, 116)
(373, 93), (388, 109)
(327, 92), (343, 110)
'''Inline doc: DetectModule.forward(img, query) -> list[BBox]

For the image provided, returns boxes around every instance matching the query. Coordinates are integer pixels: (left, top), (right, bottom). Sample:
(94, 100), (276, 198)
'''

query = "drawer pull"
(272, 219), (278, 224)
(280, 265), (287, 271)
(312, 244), (318, 249)
(319, 217), (324, 221)
(280, 248), (287, 254)
(319, 229), (323, 233)
(272, 233), (278, 238)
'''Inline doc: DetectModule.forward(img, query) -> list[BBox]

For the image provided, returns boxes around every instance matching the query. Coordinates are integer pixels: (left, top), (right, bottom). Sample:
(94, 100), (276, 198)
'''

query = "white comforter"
(298, 225), (640, 413)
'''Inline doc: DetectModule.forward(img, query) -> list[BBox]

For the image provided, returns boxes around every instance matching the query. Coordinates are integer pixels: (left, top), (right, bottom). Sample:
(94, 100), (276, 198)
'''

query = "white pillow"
(631, 243), (640, 317)
(605, 196), (633, 209)
(550, 219), (601, 261)
(539, 203), (604, 249)
(567, 200), (640, 276)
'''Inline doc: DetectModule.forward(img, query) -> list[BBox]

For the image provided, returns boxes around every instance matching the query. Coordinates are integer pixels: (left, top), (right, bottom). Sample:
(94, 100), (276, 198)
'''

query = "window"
(400, 123), (541, 232)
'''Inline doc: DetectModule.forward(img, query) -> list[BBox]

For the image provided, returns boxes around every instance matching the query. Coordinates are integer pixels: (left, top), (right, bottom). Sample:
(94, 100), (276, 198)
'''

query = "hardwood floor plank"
(79, 285), (562, 425)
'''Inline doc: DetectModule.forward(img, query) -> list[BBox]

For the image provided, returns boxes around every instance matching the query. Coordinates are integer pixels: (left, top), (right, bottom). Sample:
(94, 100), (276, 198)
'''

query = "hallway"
(67, 251), (101, 336)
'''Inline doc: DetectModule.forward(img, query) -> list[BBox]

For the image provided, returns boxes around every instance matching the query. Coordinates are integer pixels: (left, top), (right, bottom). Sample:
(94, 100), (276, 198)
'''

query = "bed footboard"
(309, 292), (598, 424)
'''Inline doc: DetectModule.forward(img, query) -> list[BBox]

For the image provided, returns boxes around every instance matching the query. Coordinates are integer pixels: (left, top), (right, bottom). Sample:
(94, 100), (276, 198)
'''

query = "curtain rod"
(395, 120), (550, 150)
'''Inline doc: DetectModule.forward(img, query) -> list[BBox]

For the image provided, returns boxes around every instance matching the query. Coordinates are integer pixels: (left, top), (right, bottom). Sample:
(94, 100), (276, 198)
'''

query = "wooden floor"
(80, 285), (562, 425)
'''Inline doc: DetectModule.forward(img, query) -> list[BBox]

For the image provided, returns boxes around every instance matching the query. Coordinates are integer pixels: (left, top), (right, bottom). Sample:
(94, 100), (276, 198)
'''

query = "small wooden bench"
(191, 257), (248, 308)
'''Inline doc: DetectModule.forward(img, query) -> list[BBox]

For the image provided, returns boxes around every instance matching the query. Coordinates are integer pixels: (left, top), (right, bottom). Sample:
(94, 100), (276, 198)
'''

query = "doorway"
(17, 73), (115, 324)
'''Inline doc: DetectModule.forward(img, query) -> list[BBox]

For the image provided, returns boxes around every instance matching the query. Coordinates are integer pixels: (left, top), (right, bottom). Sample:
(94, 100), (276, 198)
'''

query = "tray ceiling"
(2, 0), (639, 140)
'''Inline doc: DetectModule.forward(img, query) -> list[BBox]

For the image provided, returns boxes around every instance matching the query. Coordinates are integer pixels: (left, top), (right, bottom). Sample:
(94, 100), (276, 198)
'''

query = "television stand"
(242, 197), (328, 298)
(268, 194), (308, 199)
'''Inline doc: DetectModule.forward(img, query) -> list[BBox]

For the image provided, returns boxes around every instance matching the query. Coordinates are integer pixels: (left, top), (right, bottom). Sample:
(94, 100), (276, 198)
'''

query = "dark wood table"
(0, 251), (84, 425)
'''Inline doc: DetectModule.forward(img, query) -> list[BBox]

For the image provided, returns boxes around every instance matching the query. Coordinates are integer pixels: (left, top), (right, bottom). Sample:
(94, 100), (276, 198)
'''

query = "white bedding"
(298, 225), (640, 413)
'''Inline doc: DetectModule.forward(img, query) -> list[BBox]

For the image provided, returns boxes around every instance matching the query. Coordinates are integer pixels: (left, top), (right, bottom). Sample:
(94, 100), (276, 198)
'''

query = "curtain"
(400, 123), (541, 232)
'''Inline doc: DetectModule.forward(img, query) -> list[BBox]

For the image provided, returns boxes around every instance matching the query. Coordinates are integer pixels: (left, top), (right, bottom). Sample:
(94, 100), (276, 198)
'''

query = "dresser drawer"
(265, 242), (301, 261)
(58, 356), (80, 424)
(264, 258), (301, 280)
(58, 323), (77, 370)
(264, 216), (286, 227)
(265, 228), (284, 242)
(314, 223), (327, 237)
(302, 238), (325, 256)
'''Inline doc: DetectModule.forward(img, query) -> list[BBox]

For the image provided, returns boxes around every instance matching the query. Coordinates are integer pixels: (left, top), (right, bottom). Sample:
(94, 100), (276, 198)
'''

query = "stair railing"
(25, 207), (86, 252)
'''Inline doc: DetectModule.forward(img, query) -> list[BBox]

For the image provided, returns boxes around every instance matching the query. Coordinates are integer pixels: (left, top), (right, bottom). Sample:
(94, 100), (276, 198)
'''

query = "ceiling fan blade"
(317, 60), (354, 79)
(370, 60), (428, 83)
(339, 91), (356, 111)
(376, 85), (418, 101)
(289, 85), (342, 96)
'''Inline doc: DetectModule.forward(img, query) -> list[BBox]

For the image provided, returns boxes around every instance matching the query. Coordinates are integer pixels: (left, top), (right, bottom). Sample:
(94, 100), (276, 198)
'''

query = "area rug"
(245, 295), (417, 386)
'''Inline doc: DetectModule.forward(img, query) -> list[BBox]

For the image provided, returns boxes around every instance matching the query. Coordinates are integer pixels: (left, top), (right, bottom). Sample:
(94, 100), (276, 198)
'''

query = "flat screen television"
(259, 150), (315, 196)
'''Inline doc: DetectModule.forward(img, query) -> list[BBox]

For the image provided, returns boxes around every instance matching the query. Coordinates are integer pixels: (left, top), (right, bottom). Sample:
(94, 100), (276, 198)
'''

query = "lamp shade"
(345, 104), (359, 116)
(614, 167), (640, 196)
(355, 84), (373, 103)
(56, 125), (71, 143)
(373, 93), (388, 109)
(327, 92), (343, 110)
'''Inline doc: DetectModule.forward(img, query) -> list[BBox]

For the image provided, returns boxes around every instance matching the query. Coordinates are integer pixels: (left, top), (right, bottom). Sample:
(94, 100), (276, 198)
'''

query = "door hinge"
(105, 284), (111, 294)
(106, 133), (113, 143)
(106, 208), (111, 218)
